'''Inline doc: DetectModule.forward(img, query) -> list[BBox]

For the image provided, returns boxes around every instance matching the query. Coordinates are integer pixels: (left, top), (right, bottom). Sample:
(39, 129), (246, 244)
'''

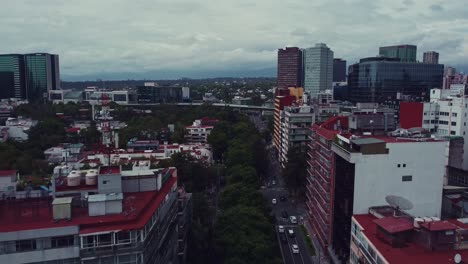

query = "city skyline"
(1, 0), (468, 80)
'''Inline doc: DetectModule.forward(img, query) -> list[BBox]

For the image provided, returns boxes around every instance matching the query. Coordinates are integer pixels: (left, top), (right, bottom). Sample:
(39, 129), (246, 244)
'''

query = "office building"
(423, 51), (439, 64)
(0, 165), (191, 264)
(351, 206), (468, 264)
(306, 114), (446, 262)
(333, 58), (346, 82)
(303, 43), (334, 98)
(379, 44), (417, 62)
(24, 53), (60, 101)
(277, 47), (303, 89)
(0, 54), (27, 99)
(348, 57), (444, 103)
(279, 105), (314, 167)
(137, 83), (189, 104)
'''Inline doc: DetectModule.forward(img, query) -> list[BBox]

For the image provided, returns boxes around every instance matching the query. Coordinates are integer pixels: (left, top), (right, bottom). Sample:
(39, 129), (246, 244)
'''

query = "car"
(292, 244), (300, 254)
(278, 225), (285, 233)
(280, 233), (287, 243)
(280, 195), (286, 202)
(272, 198), (277, 204)
(272, 180), (276, 185)
(288, 229), (295, 237)
(290, 216), (297, 224)
(281, 210), (289, 218)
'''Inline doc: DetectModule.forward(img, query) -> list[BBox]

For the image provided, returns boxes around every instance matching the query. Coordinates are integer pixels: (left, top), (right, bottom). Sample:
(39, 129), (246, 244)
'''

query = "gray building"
(303, 43), (333, 99)
(333, 58), (347, 82)
(423, 51), (439, 64)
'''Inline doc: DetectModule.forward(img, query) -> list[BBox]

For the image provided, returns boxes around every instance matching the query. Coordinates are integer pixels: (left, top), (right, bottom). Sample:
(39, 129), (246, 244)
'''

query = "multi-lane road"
(249, 113), (315, 264)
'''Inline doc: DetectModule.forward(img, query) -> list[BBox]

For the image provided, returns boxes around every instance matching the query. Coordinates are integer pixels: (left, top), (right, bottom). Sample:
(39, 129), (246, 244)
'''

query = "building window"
(51, 235), (75, 248)
(16, 239), (37, 252)
(402, 175), (413, 182)
(103, 180), (109, 184)
(403, 164), (406, 168)
(397, 164), (401, 168)
(451, 131), (456, 135)
(453, 113), (458, 117)
(452, 122), (457, 126)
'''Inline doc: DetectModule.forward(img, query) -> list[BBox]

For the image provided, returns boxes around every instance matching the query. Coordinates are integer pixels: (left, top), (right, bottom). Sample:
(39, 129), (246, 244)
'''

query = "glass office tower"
(303, 43), (334, 98)
(24, 53), (60, 101)
(0, 54), (27, 99)
(379, 45), (417, 62)
(348, 57), (444, 103)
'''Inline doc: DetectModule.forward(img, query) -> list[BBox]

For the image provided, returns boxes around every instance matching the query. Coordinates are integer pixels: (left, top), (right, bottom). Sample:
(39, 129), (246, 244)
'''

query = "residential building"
(423, 51), (439, 64)
(351, 206), (468, 264)
(333, 58), (346, 82)
(0, 117), (38, 142)
(0, 54), (27, 99)
(0, 165), (191, 264)
(379, 44), (417, 62)
(306, 114), (446, 262)
(273, 95), (297, 152)
(279, 105), (314, 167)
(348, 57), (444, 103)
(277, 47), (303, 89)
(0, 170), (17, 195)
(303, 43), (334, 98)
(185, 118), (219, 143)
(400, 87), (468, 170)
(137, 83), (189, 104)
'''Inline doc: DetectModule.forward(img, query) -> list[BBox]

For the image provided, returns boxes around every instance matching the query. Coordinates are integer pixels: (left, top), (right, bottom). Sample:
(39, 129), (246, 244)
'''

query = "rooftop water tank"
(85, 170), (97, 185)
(67, 171), (81, 186)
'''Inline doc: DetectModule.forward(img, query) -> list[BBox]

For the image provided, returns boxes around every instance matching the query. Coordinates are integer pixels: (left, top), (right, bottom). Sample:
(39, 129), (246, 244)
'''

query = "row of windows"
(0, 235), (76, 254)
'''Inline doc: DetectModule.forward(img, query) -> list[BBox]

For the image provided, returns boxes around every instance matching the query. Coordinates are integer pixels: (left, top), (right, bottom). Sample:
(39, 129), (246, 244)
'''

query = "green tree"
(282, 146), (308, 196)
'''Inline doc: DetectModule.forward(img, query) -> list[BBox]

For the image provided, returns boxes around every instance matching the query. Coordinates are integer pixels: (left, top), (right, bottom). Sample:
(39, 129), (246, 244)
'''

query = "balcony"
(331, 143), (360, 163)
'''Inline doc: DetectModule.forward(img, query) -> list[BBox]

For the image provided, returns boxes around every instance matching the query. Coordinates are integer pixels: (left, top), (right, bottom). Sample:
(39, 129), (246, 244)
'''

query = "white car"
(289, 216), (297, 224)
(278, 225), (285, 233)
(272, 180), (276, 185)
(288, 229), (295, 237)
(272, 198), (277, 204)
(292, 244), (300, 254)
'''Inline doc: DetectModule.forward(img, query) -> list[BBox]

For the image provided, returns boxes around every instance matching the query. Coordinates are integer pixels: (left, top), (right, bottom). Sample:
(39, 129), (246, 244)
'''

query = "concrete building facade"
(303, 43), (334, 98)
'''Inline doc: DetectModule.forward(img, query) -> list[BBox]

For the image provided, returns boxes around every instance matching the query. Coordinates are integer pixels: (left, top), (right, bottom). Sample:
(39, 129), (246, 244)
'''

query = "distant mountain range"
(62, 67), (277, 82)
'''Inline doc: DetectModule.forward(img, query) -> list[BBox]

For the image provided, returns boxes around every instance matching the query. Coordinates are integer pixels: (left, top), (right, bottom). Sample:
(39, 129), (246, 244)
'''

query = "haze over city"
(2, 0), (468, 80)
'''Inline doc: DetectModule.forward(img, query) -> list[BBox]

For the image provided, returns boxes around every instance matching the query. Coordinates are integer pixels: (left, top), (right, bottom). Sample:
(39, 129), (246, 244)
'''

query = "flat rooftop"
(354, 214), (468, 264)
(0, 175), (176, 234)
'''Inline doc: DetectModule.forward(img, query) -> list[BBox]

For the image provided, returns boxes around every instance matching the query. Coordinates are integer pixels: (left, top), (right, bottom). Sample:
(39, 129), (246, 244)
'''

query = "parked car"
(292, 244), (300, 254)
(290, 215), (297, 224)
(272, 198), (277, 204)
(288, 229), (295, 237)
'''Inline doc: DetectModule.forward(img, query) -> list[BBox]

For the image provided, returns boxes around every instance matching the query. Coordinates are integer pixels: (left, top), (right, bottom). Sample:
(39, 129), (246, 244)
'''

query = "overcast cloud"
(1, 0), (467, 79)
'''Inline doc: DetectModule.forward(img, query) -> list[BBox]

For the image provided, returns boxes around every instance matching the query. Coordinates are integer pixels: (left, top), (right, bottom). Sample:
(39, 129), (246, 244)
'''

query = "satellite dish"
(385, 195), (414, 211)
(455, 253), (462, 264)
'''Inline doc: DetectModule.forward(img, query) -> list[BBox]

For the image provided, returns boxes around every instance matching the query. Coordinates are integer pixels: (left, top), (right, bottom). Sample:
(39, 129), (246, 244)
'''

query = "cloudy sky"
(1, 0), (467, 80)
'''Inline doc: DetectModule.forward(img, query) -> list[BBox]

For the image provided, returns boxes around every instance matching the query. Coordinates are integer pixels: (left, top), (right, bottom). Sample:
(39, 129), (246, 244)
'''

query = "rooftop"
(373, 216), (413, 234)
(0, 175), (177, 234)
(354, 214), (468, 264)
(0, 170), (17, 177)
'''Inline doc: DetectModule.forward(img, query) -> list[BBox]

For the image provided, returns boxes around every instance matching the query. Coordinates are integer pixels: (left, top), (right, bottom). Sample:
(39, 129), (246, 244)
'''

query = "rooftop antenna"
(385, 195), (413, 217)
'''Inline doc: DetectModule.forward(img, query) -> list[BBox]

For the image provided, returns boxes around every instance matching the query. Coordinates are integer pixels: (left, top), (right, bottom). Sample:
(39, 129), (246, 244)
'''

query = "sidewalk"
(302, 216), (330, 264)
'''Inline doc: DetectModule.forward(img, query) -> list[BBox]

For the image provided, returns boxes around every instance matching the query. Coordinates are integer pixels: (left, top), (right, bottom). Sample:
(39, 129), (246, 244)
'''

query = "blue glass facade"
(348, 57), (444, 103)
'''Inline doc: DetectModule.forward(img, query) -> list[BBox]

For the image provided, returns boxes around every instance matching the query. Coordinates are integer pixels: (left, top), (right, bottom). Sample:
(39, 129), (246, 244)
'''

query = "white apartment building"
(303, 43), (334, 98)
(279, 105), (314, 167)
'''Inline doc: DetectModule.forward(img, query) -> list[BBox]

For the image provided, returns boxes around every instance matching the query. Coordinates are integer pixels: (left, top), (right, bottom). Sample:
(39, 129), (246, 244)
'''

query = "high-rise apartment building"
(277, 47), (303, 89)
(423, 51), (439, 64)
(348, 57), (444, 103)
(0, 53), (60, 102)
(303, 43), (333, 98)
(279, 105), (314, 167)
(306, 113), (446, 262)
(0, 54), (27, 99)
(333, 58), (346, 82)
(379, 44), (417, 62)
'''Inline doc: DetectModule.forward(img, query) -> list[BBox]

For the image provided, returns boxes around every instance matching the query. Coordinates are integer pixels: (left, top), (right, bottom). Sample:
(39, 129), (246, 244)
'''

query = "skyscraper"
(303, 43), (333, 98)
(423, 51), (439, 64)
(0, 54), (27, 99)
(379, 44), (417, 62)
(277, 47), (302, 89)
(25, 53), (60, 101)
(0, 53), (60, 101)
(333, 58), (346, 82)
(348, 57), (443, 102)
